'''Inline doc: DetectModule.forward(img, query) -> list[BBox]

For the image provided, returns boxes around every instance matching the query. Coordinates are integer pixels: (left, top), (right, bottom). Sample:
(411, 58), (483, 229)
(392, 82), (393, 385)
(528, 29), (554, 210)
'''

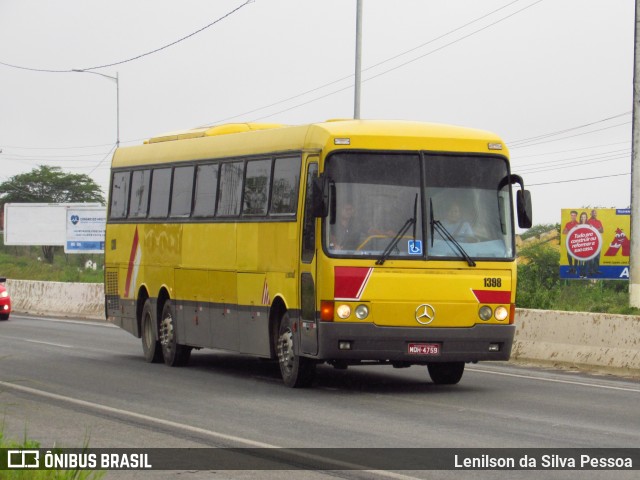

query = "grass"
(516, 241), (640, 315)
(0, 244), (103, 283)
(553, 281), (640, 315)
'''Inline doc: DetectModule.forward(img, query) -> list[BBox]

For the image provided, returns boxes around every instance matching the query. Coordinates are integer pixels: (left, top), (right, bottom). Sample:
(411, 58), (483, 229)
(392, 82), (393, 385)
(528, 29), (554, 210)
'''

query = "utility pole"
(73, 69), (120, 147)
(631, 0), (640, 307)
(354, 0), (363, 119)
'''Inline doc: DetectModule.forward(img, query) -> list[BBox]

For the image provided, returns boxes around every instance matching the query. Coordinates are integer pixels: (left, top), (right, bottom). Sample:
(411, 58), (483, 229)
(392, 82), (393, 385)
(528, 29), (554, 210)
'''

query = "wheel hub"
(160, 314), (174, 348)
(278, 329), (294, 372)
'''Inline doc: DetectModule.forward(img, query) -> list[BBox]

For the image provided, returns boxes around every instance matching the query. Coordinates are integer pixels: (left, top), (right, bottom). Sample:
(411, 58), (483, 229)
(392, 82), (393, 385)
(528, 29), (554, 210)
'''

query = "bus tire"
(276, 312), (316, 388)
(427, 362), (464, 385)
(141, 299), (163, 363)
(159, 300), (192, 367)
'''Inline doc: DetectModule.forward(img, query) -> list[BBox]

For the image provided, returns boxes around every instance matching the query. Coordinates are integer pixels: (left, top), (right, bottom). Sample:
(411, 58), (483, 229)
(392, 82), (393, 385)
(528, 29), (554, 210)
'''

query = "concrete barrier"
(5, 280), (640, 376)
(7, 279), (104, 320)
(512, 308), (640, 376)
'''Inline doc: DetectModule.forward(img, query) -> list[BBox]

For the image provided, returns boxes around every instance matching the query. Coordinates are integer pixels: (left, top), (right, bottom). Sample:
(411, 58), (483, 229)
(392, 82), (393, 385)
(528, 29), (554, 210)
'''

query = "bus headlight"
(478, 306), (493, 321)
(494, 306), (509, 321)
(355, 304), (369, 320)
(336, 304), (351, 319)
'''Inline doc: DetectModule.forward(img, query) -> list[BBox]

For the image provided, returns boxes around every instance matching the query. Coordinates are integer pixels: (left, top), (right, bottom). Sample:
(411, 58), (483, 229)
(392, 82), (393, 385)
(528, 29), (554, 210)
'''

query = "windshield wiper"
(376, 194), (418, 266)
(430, 199), (476, 267)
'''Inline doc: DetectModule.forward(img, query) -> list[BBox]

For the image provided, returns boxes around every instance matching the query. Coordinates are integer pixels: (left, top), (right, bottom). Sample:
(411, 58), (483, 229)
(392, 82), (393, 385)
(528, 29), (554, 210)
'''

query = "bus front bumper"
(312, 323), (515, 363)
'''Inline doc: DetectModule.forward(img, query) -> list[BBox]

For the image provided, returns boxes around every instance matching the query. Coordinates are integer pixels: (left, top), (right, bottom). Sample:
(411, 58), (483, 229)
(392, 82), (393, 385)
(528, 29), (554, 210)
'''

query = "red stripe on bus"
(124, 227), (139, 298)
(472, 289), (511, 304)
(334, 267), (373, 300)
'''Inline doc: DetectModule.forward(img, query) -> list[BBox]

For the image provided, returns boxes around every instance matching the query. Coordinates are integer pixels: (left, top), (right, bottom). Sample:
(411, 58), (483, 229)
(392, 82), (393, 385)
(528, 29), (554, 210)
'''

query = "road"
(1, 314), (639, 480)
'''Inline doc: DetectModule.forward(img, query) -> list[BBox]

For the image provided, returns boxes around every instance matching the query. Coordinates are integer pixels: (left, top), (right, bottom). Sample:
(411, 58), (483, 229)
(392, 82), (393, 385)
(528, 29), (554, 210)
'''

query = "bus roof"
(112, 119), (508, 168)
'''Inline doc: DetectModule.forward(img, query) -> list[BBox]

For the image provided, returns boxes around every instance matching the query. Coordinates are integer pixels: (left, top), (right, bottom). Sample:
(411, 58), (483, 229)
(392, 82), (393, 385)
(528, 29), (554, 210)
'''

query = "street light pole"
(630, 0), (640, 307)
(72, 69), (120, 147)
(354, 0), (363, 120)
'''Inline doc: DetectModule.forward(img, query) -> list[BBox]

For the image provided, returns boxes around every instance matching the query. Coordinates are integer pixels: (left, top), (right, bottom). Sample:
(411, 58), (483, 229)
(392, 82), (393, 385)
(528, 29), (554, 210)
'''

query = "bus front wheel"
(141, 299), (163, 363)
(427, 362), (464, 385)
(276, 313), (316, 388)
(159, 300), (192, 367)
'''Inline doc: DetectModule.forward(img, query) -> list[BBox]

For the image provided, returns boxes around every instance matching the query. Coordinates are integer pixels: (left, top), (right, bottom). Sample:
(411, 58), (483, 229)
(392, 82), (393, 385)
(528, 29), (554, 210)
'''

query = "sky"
(0, 0), (635, 227)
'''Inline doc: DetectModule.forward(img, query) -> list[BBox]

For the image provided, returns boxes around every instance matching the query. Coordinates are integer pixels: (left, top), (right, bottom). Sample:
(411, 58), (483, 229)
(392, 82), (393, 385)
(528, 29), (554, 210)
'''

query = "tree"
(0, 166), (105, 263)
(516, 242), (561, 309)
(519, 223), (560, 242)
(0, 165), (105, 204)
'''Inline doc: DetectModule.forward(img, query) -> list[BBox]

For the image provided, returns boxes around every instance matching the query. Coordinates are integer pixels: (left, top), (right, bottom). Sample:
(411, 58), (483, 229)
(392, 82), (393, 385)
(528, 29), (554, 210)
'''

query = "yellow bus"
(105, 119), (532, 387)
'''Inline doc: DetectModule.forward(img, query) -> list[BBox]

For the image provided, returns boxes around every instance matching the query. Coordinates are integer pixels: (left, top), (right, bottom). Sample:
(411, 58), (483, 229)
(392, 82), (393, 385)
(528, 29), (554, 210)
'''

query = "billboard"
(65, 208), (106, 254)
(559, 208), (631, 280)
(3, 203), (105, 254)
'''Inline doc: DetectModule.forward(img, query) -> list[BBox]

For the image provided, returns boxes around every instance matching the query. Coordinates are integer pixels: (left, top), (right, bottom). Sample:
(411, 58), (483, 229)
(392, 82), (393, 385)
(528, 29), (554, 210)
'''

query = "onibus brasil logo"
(5, 449), (152, 470)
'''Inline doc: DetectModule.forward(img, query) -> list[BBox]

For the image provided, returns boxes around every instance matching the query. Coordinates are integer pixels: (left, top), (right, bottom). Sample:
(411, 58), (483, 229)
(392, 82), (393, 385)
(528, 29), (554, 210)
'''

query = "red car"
(0, 277), (11, 320)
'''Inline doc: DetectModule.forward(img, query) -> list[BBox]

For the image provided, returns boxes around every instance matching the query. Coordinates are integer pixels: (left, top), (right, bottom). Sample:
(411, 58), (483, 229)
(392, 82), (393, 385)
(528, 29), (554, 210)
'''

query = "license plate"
(408, 343), (440, 355)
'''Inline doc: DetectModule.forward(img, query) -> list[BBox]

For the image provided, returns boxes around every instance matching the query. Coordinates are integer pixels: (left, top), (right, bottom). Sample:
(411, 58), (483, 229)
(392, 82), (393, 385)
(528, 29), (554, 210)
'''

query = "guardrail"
(5, 279), (640, 376)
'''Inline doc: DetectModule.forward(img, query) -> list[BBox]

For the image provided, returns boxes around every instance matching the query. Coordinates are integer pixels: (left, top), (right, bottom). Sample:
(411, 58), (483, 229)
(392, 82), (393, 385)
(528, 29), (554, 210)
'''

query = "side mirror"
(507, 174), (533, 229)
(312, 175), (329, 218)
(517, 189), (533, 229)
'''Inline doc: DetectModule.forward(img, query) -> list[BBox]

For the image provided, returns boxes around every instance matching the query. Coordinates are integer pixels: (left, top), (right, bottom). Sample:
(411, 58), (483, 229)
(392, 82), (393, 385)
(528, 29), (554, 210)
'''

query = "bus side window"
(193, 164), (219, 218)
(243, 159), (271, 216)
(110, 171), (131, 219)
(148, 168), (172, 218)
(218, 162), (245, 217)
(170, 165), (195, 218)
(129, 169), (151, 218)
(301, 163), (318, 263)
(270, 156), (301, 215)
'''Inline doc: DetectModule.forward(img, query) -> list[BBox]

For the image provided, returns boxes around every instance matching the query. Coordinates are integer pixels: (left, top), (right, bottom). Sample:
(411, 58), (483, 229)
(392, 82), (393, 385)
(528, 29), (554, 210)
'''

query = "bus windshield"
(323, 152), (514, 260)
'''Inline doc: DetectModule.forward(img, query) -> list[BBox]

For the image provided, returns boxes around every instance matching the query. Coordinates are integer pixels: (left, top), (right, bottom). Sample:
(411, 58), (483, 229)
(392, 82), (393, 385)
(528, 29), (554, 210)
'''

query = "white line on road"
(11, 314), (115, 327)
(0, 379), (274, 447)
(468, 367), (640, 393)
(1, 336), (75, 349)
(0, 380), (421, 479)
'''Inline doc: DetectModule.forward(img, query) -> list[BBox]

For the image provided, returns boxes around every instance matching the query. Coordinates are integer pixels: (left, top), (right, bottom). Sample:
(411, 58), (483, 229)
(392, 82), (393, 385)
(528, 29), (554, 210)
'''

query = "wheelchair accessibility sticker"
(408, 240), (423, 255)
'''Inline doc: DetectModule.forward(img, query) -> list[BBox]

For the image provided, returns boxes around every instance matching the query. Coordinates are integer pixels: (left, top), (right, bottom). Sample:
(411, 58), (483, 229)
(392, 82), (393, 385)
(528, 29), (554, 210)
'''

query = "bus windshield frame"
(322, 150), (515, 262)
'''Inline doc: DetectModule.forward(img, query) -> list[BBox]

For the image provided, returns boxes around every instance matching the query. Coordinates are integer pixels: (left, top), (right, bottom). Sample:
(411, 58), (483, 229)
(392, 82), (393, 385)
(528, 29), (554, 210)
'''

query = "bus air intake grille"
(105, 271), (120, 310)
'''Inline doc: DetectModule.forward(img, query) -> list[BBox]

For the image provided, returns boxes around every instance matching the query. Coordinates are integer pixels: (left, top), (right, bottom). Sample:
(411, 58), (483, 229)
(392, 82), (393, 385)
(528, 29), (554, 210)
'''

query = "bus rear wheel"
(159, 300), (192, 367)
(276, 313), (316, 388)
(141, 299), (163, 363)
(427, 362), (465, 385)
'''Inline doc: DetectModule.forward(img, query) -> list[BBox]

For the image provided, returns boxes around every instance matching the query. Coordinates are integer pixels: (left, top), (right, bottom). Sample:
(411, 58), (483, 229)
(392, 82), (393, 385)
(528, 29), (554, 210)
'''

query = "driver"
(440, 202), (474, 240)
(329, 203), (363, 250)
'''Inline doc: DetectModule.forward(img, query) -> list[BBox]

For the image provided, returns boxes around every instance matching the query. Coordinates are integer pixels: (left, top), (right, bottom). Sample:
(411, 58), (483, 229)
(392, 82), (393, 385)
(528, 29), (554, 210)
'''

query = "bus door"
(299, 160), (319, 355)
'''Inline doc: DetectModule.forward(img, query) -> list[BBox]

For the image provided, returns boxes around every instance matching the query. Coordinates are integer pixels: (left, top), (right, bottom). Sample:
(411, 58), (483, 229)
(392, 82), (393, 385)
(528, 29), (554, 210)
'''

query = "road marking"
(0, 379), (274, 447)
(11, 314), (115, 328)
(0, 380), (421, 479)
(0, 336), (75, 349)
(24, 339), (75, 348)
(468, 367), (640, 393)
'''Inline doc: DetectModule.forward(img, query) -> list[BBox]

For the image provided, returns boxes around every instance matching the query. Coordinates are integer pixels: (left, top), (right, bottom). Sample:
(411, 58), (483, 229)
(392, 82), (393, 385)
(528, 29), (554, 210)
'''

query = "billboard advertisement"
(65, 208), (106, 254)
(3, 203), (103, 251)
(559, 208), (631, 280)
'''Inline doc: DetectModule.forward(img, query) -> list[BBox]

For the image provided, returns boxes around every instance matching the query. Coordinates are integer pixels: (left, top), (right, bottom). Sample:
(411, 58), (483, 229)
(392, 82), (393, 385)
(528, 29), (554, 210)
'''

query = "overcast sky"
(0, 0), (634, 226)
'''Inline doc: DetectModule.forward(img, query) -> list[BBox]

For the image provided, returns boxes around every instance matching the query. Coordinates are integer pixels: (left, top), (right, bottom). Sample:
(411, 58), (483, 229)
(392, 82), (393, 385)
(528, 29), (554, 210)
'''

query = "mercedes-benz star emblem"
(415, 304), (436, 325)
